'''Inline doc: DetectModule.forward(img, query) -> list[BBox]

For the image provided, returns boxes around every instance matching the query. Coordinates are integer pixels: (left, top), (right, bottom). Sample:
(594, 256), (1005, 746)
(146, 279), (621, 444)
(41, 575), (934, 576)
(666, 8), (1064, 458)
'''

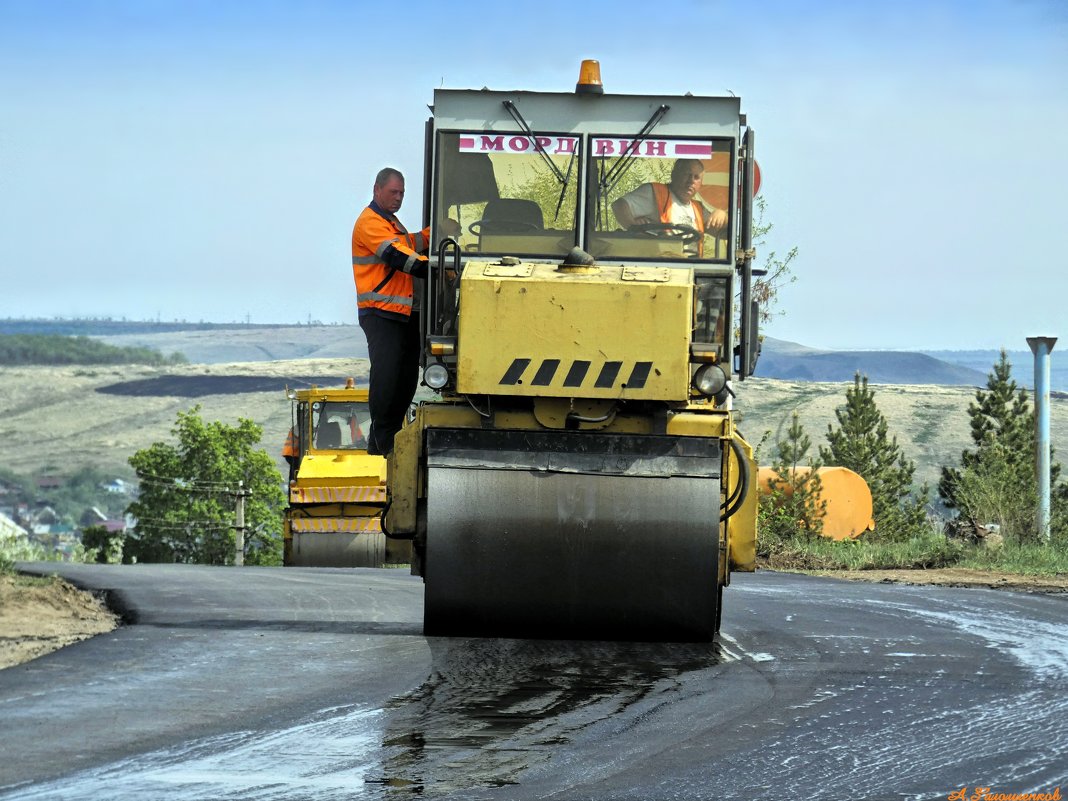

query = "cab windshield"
(311, 401), (371, 450)
(588, 137), (734, 263)
(434, 131), (581, 257)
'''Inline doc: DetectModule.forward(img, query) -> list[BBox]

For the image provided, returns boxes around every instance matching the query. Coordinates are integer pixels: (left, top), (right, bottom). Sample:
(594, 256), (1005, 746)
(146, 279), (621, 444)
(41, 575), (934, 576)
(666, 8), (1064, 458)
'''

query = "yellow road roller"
(384, 62), (762, 640)
(283, 381), (411, 567)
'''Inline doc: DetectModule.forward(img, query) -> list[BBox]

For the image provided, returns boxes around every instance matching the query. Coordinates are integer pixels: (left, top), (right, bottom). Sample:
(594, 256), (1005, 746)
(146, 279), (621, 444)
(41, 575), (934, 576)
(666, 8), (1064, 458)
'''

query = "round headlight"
(693, 363), (727, 397)
(424, 362), (450, 390)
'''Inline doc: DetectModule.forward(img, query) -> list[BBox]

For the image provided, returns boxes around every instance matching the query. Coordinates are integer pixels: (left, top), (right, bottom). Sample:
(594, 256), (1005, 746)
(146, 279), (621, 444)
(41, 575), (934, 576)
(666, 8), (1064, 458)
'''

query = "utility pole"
(232, 481), (250, 566)
(1027, 336), (1057, 543)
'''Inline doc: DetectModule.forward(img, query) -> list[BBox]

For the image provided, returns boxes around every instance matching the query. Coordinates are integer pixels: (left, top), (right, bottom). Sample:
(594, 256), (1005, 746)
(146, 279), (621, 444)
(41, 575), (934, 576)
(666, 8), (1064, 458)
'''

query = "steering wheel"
(468, 220), (542, 236)
(628, 222), (701, 244)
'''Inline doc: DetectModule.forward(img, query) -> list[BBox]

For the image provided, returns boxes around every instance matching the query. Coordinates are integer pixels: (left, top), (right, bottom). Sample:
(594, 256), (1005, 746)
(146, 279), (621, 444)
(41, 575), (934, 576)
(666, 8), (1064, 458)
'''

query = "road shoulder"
(0, 573), (118, 670)
(776, 566), (1068, 593)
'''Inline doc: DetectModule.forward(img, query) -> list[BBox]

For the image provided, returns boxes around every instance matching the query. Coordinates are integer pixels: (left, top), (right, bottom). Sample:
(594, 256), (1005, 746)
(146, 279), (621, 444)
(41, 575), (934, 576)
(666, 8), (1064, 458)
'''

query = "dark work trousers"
(359, 311), (421, 455)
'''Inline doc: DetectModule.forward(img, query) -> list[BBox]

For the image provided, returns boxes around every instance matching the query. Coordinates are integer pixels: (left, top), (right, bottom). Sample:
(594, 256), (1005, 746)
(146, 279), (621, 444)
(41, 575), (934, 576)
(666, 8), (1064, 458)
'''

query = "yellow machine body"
(456, 262), (692, 400)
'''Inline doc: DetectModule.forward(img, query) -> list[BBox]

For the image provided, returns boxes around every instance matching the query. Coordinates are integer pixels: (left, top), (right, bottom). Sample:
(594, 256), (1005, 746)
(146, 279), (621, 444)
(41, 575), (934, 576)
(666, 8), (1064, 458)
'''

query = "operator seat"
(472, 198), (544, 235)
(316, 421), (343, 449)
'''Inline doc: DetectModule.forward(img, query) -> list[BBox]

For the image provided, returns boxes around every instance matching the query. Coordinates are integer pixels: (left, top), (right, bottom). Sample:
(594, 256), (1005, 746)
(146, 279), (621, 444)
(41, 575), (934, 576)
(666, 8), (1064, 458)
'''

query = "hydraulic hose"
(721, 436), (751, 521)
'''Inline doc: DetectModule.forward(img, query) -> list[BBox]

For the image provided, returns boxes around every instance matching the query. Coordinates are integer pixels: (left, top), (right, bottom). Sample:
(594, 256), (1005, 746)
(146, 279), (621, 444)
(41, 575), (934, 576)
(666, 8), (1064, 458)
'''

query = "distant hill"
(756, 338), (988, 387)
(93, 326), (366, 364)
(0, 319), (361, 365)
(0, 333), (186, 366)
(0, 318), (294, 336)
(921, 349), (1068, 393)
(4, 360), (1065, 496)
(3, 319), (1062, 391)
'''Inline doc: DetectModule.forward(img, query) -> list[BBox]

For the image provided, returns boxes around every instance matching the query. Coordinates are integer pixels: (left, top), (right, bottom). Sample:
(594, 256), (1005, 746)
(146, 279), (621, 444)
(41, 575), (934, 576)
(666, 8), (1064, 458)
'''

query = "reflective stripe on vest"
(374, 238), (423, 274)
(356, 290), (413, 308)
(352, 207), (425, 318)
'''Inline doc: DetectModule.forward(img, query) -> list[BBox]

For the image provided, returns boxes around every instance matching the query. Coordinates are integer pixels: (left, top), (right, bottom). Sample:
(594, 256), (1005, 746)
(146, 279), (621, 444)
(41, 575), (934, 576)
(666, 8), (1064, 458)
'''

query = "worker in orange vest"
(351, 167), (458, 455)
(282, 427), (299, 481)
(611, 158), (728, 257)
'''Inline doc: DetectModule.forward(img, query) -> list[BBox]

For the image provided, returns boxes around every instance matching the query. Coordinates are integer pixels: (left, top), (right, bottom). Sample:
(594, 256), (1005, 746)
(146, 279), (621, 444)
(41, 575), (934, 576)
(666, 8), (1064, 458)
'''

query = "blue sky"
(2, 0), (1066, 350)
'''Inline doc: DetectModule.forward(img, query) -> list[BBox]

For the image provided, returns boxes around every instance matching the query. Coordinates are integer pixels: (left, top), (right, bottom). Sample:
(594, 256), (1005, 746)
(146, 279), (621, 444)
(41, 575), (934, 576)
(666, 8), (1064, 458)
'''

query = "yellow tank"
(757, 466), (875, 541)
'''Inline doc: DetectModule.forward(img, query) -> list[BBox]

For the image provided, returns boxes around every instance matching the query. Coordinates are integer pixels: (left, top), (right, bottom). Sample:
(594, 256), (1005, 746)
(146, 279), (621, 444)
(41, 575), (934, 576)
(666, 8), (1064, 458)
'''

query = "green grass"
(0, 333), (186, 366)
(1, 571), (58, 588)
(0, 535), (48, 573)
(763, 530), (964, 571)
(763, 529), (1068, 576)
(807, 534), (964, 570)
(957, 542), (1068, 575)
(911, 401), (957, 447)
(740, 387), (828, 445)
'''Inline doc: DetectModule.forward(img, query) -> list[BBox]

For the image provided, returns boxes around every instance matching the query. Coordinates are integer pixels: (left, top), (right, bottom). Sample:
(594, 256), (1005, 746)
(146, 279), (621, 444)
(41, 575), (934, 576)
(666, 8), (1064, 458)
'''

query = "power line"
(133, 472), (244, 494)
(129, 518), (234, 531)
(135, 480), (230, 496)
(135, 471), (237, 489)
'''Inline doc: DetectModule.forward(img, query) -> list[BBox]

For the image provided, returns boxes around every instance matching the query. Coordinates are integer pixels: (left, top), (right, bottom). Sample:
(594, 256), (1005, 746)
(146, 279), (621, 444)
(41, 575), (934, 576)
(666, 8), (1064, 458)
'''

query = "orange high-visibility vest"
(282, 428), (299, 458)
(652, 183), (706, 257)
(348, 416), (366, 445)
(351, 204), (431, 319)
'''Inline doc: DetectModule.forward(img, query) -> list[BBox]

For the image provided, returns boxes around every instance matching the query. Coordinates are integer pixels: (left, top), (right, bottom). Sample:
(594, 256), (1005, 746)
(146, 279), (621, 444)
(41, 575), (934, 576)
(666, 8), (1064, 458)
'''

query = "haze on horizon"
(2, 0), (1065, 353)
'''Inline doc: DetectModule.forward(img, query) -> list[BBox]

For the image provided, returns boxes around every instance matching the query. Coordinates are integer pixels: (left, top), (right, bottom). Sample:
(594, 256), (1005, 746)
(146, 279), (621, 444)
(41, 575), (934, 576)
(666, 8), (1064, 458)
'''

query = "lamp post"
(1026, 336), (1057, 543)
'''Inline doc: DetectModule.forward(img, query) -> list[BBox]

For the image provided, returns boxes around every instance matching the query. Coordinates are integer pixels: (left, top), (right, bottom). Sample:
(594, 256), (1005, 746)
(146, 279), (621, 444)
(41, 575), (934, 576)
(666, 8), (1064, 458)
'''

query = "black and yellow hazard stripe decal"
(563, 361), (590, 387)
(500, 358), (530, 385)
(531, 359), (560, 386)
(499, 359), (654, 389)
(594, 361), (622, 388)
(624, 362), (653, 388)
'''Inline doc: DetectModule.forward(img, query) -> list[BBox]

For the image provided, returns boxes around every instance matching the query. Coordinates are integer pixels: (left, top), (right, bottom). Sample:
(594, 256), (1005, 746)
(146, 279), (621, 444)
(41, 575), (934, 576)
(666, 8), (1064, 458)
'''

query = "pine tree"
(821, 373), (929, 541)
(938, 350), (1065, 544)
(939, 350), (1039, 509)
(759, 412), (825, 542)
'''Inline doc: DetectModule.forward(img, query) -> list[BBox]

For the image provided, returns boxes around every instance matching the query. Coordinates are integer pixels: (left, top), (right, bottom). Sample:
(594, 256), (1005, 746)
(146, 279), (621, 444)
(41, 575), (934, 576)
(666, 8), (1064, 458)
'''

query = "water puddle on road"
(365, 638), (728, 795)
(10, 705), (387, 801)
(10, 641), (727, 801)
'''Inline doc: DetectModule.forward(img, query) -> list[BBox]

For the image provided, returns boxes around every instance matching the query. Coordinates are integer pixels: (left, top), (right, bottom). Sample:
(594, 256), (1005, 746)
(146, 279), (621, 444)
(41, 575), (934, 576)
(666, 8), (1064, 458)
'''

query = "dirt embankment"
(0, 574), (118, 670)
(793, 567), (1068, 593)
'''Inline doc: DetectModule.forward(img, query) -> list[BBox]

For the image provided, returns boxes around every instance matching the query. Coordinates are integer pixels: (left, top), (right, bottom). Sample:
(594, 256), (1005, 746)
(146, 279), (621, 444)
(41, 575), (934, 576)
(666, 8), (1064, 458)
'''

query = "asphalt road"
(2, 564), (1066, 801)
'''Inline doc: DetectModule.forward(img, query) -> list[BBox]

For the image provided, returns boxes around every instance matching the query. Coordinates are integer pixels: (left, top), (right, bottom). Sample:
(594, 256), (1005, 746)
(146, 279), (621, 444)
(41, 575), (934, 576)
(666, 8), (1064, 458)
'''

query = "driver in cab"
(611, 158), (728, 256)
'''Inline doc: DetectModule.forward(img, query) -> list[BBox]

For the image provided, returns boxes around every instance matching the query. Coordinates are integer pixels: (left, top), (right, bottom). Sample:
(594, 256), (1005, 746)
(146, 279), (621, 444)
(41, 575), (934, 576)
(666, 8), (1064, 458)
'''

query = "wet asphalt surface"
(2, 563), (1066, 800)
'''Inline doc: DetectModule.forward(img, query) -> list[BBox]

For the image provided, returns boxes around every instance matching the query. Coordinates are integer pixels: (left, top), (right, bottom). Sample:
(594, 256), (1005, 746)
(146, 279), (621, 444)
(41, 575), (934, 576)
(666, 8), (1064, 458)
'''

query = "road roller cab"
(283, 382), (412, 567)
(385, 62), (761, 640)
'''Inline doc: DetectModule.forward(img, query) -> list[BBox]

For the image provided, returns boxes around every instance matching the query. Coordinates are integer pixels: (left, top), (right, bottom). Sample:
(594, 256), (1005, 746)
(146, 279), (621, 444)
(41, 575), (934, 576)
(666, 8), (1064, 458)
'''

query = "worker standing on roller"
(351, 167), (429, 456)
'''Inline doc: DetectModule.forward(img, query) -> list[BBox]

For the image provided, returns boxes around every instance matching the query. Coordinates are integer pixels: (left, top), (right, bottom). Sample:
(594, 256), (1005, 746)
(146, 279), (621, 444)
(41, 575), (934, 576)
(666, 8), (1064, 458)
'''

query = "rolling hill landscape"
(77, 322), (1068, 393)
(1, 321), (1065, 502)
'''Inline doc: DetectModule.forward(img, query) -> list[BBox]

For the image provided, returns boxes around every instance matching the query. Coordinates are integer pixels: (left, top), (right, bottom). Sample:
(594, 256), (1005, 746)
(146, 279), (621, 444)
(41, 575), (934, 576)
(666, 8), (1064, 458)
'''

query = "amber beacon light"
(575, 60), (604, 95)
